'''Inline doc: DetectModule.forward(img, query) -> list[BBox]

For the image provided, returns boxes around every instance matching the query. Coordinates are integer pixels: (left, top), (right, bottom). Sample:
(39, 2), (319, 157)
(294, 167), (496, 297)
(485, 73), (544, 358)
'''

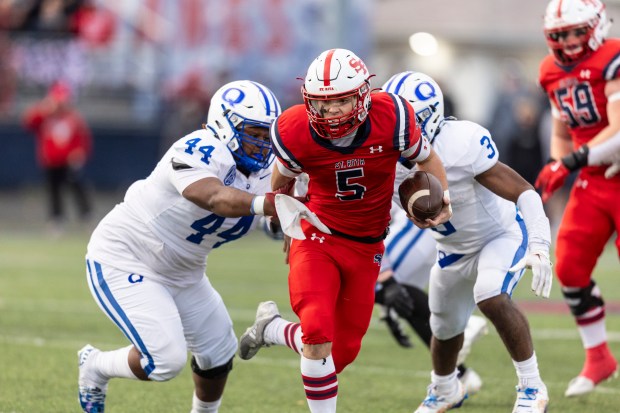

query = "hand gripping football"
(398, 171), (443, 220)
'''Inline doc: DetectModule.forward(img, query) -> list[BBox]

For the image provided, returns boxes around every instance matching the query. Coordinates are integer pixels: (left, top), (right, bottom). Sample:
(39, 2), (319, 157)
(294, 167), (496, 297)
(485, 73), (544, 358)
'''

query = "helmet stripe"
(556, 0), (563, 18)
(323, 49), (336, 86)
(383, 72), (413, 95)
(250, 81), (274, 117)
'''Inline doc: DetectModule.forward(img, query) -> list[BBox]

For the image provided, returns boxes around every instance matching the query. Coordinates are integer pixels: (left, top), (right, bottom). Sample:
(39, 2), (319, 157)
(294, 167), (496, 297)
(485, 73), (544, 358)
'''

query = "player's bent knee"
(148, 348), (188, 381)
(191, 356), (233, 380)
(430, 314), (467, 341)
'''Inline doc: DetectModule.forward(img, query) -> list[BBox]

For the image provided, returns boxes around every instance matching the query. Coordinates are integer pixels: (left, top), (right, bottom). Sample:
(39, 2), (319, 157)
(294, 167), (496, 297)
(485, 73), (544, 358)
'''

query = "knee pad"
(191, 356), (233, 380)
(562, 281), (604, 317)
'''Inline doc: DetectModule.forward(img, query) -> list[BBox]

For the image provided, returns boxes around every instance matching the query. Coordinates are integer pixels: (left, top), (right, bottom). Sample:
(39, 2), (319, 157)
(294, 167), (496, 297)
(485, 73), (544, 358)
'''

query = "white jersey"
(87, 128), (272, 288)
(395, 119), (517, 255)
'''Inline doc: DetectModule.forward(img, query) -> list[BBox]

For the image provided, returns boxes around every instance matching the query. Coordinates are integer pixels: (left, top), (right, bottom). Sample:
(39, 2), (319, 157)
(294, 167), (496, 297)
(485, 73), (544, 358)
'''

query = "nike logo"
(259, 174), (271, 180)
(171, 158), (192, 171)
(550, 162), (561, 172)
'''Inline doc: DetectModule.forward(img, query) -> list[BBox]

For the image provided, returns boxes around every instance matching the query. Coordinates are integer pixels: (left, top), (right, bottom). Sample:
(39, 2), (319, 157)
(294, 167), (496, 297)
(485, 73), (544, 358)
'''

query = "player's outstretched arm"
(182, 177), (277, 217)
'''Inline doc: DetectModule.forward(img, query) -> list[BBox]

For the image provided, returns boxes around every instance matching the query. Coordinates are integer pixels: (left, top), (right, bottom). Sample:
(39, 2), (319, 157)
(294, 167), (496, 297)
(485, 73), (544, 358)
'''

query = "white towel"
(274, 194), (332, 240)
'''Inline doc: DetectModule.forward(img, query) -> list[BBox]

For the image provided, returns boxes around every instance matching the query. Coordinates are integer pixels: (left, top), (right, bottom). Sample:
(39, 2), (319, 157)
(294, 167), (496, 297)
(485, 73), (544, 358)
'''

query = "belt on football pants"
(327, 226), (389, 244)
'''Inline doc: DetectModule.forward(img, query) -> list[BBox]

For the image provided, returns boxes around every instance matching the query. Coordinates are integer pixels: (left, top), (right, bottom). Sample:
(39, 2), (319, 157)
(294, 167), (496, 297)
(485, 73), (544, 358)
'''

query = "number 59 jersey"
(539, 38), (620, 149)
(87, 128), (271, 287)
(425, 120), (517, 254)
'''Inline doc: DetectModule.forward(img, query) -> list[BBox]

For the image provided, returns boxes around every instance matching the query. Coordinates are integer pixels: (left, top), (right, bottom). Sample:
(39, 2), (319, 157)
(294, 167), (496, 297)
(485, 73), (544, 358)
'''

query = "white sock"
(265, 317), (303, 354)
(513, 352), (543, 388)
(301, 354), (338, 413)
(578, 317), (607, 348)
(190, 392), (222, 413)
(431, 369), (459, 395)
(94, 345), (138, 380)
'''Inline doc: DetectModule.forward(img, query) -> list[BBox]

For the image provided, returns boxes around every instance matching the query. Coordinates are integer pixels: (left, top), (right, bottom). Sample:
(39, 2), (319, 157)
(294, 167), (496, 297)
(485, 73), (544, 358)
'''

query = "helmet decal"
(221, 88), (246, 107)
(414, 81), (439, 102)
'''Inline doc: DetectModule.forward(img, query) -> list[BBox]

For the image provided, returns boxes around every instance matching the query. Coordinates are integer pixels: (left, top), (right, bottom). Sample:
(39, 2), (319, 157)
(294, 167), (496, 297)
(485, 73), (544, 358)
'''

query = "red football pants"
(288, 222), (384, 373)
(555, 172), (620, 288)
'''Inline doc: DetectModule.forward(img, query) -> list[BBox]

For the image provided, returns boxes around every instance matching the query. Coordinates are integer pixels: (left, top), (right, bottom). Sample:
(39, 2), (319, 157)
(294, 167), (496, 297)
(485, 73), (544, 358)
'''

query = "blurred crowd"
(0, 0), (115, 41)
(0, 1), (564, 234)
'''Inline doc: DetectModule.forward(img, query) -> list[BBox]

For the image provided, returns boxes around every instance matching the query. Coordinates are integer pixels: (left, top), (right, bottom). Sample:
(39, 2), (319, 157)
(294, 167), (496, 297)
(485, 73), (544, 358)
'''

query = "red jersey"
(539, 38), (620, 176)
(23, 105), (92, 168)
(271, 91), (428, 239)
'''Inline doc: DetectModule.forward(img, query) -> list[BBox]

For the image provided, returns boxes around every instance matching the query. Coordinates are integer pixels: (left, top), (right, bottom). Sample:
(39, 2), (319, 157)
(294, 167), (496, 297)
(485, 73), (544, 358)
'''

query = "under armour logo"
(575, 178), (589, 189)
(310, 233), (325, 243)
(580, 69), (591, 79)
(370, 146), (383, 153)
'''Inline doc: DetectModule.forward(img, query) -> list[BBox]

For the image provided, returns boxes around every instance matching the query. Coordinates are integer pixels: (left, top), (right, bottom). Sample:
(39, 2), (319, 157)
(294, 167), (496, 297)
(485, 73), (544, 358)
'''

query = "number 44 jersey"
(87, 128), (271, 288)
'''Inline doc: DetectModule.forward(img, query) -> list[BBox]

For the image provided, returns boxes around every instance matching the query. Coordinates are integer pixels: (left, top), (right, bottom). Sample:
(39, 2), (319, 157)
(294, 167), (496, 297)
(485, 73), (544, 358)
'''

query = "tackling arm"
(182, 177), (276, 217)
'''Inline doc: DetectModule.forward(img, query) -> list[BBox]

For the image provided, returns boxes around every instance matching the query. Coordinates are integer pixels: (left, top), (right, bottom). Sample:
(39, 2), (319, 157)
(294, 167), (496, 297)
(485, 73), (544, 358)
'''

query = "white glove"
(274, 194), (331, 240)
(508, 250), (553, 298)
(605, 161), (620, 179)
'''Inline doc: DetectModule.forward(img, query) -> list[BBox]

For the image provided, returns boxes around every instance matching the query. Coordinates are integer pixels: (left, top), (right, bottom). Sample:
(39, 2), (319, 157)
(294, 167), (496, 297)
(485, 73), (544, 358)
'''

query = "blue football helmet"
(208, 80), (281, 172)
(382, 71), (444, 140)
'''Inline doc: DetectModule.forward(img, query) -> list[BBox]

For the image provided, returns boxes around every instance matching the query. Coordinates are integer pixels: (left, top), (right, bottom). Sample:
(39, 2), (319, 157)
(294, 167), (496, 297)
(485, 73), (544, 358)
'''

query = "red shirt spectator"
(23, 81), (92, 169)
(22, 81), (93, 231)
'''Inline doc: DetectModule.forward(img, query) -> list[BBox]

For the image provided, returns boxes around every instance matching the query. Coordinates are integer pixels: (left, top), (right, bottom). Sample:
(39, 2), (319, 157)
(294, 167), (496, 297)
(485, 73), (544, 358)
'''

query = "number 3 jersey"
(396, 119), (517, 255)
(539, 38), (620, 176)
(87, 128), (271, 287)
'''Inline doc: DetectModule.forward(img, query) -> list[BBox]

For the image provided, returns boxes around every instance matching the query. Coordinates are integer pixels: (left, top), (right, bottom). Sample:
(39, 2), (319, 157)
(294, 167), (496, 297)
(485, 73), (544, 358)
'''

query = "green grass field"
(0, 229), (618, 412)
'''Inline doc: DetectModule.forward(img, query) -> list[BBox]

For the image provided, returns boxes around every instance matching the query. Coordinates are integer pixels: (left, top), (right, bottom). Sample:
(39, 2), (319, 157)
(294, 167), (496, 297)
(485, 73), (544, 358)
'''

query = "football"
(398, 171), (444, 220)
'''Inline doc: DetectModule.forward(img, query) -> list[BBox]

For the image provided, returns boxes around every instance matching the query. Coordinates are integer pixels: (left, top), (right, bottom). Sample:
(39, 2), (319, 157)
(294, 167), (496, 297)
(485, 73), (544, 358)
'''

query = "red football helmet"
(302, 48), (372, 139)
(543, 0), (611, 64)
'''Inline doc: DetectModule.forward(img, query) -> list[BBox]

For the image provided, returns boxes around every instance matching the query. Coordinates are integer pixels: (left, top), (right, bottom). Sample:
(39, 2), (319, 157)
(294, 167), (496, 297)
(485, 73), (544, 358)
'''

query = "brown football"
(398, 171), (444, 220)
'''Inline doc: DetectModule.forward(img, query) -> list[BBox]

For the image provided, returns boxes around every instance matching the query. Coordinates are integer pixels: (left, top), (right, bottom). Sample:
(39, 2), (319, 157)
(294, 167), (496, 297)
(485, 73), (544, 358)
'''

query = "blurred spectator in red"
(70, 0), (116, 48)
(23, 81), (93, 232)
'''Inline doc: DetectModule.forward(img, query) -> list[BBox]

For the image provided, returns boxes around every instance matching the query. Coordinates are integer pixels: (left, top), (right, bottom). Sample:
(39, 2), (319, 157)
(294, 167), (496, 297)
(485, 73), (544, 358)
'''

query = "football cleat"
(458, 368), (482, 395)
(78, 344), (108, 413)
(238, 301), (281, 360)
(512, 385), (548, 413)
(564, 367), (618, 397)
(565, 345), (618, 397)
(414, 380), (467, 413)
(456, 315), (488, 366)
